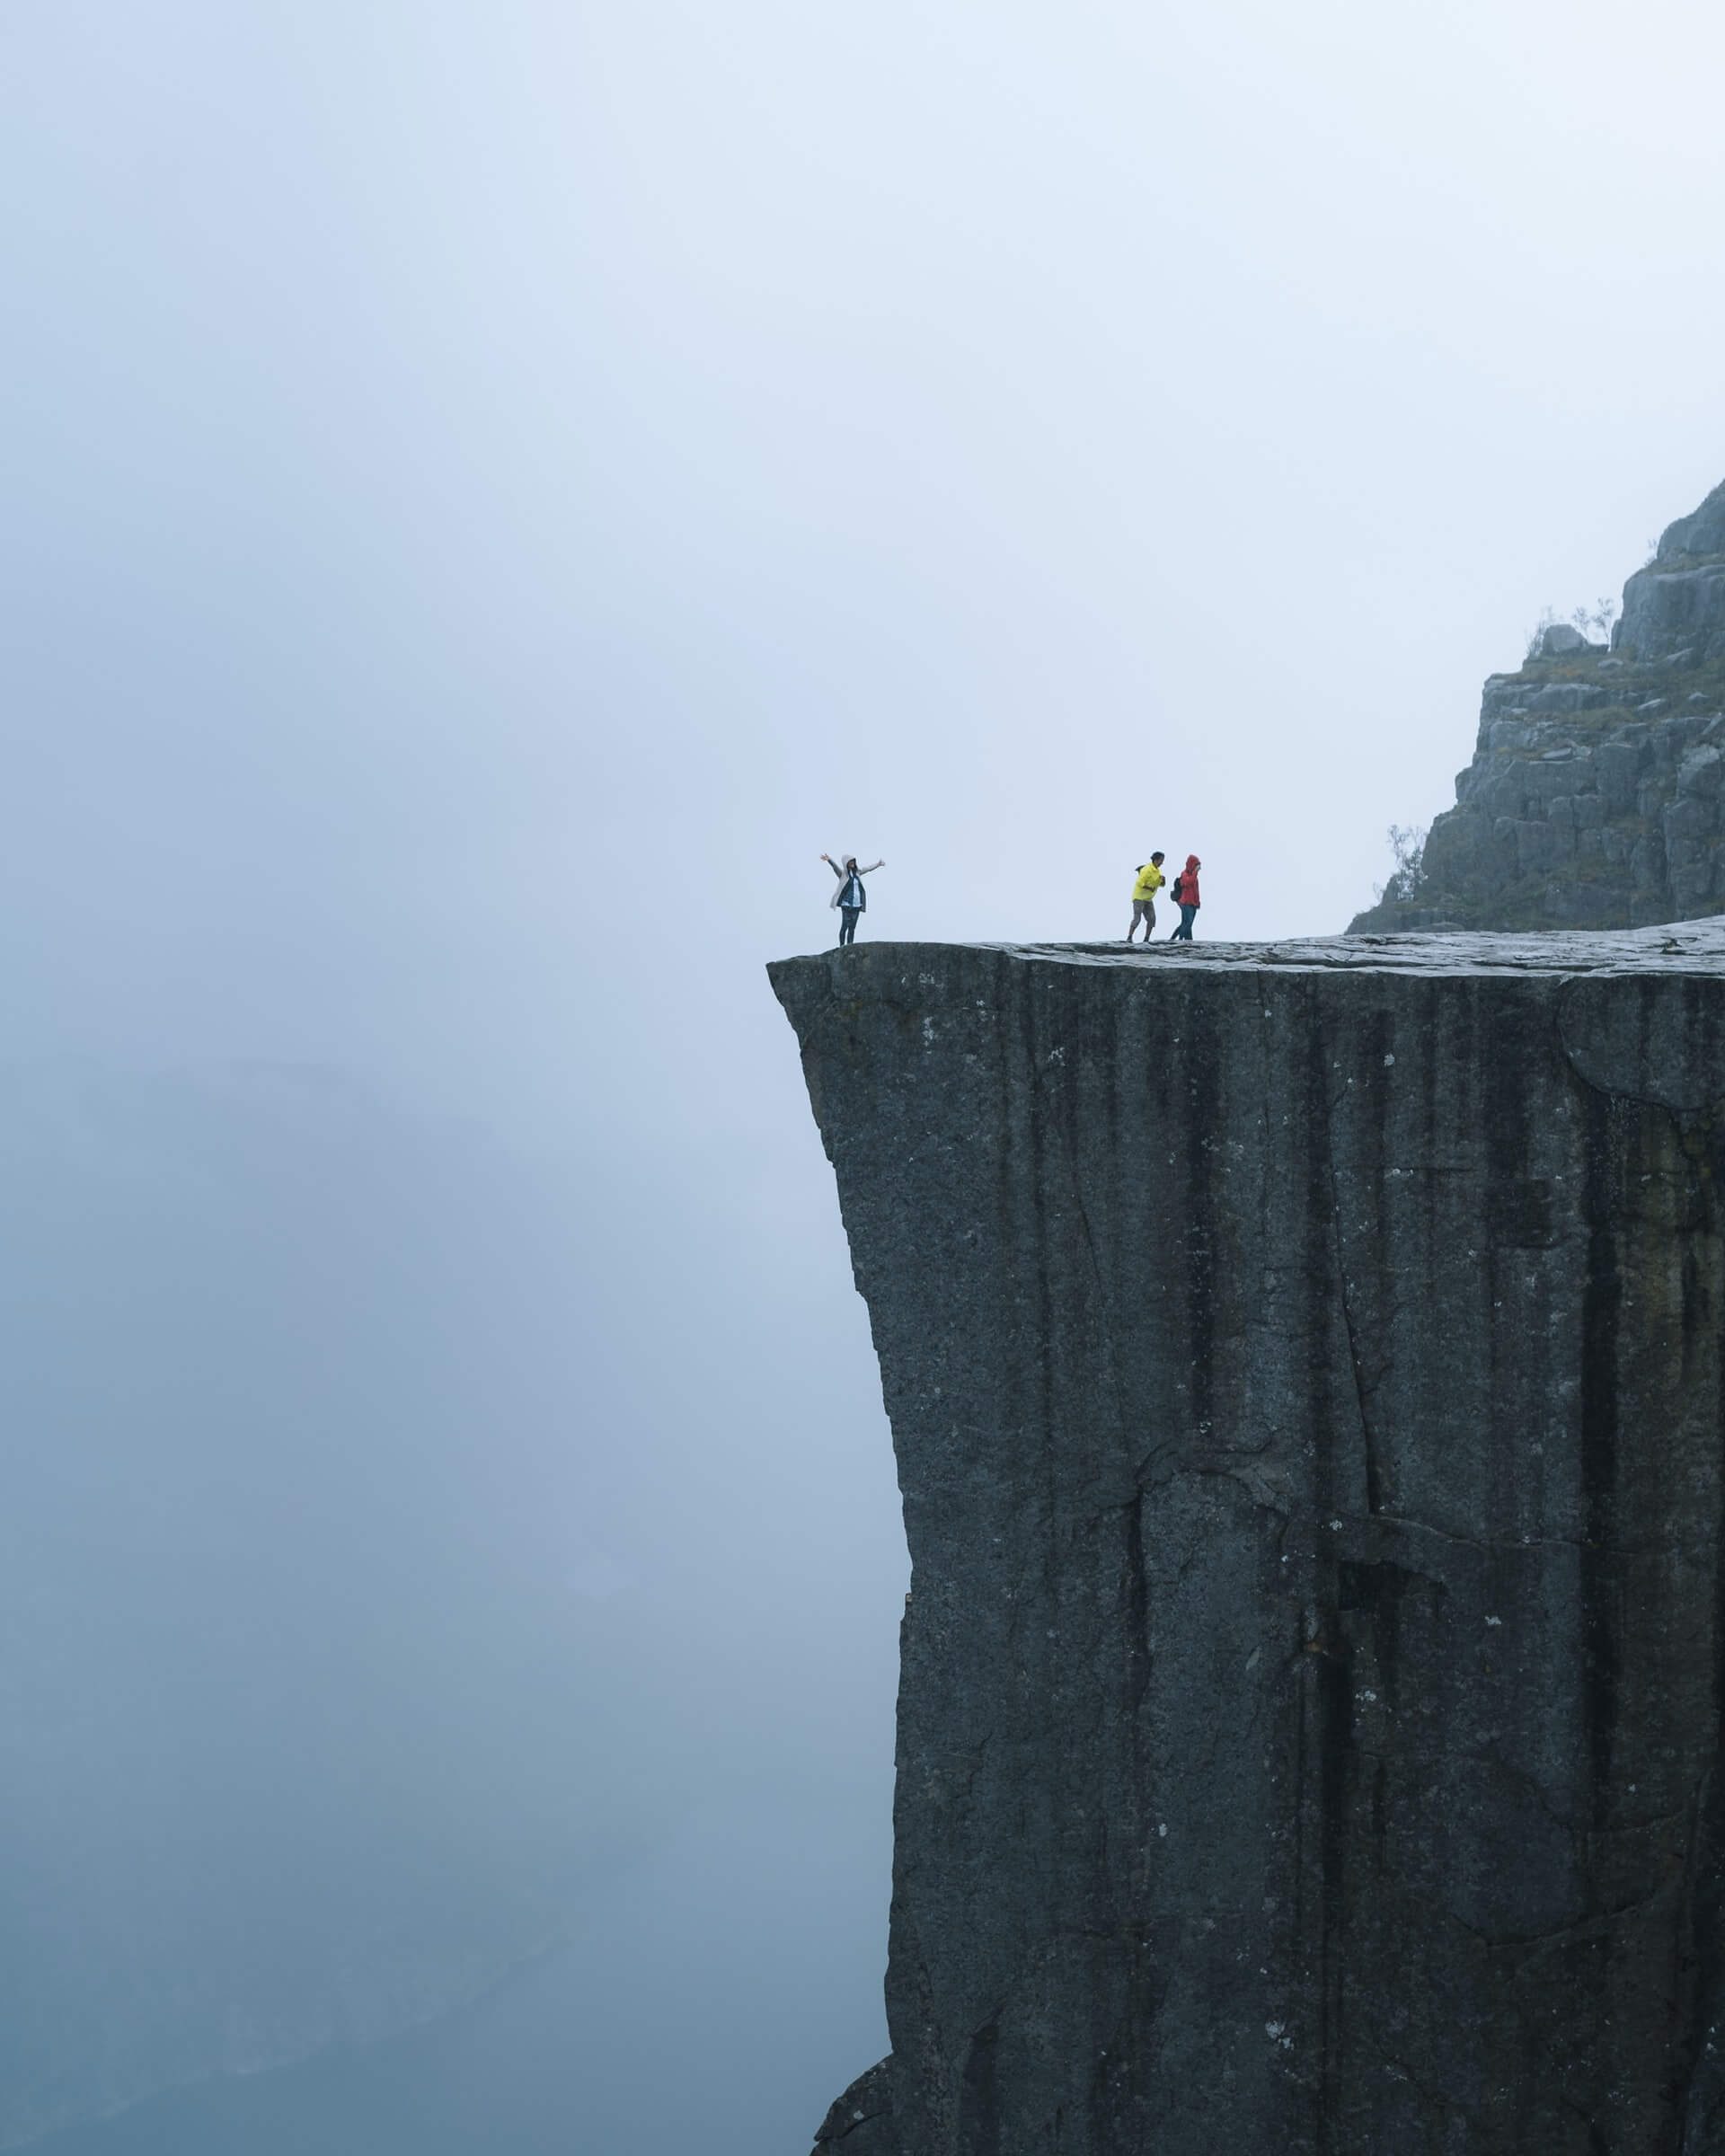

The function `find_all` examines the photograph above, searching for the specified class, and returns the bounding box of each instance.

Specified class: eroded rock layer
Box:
[774,927,1725,2156]
[1349,478,1725,933]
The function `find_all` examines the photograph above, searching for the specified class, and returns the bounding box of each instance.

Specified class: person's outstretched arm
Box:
[820,854,844,879]
[859,859,885,874]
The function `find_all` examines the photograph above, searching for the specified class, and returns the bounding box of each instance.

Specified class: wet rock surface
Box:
[1351,478,1725,934]
[773,927,1725,2155]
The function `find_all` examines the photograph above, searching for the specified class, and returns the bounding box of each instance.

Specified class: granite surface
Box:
[777,928,1725,2155]
[1349,477,1725,934]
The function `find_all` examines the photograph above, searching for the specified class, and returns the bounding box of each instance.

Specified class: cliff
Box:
[773,927,1725,2156]
[1349,478,1725,934]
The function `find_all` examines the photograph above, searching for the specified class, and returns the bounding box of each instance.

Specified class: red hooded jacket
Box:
[1173,855,1200,908]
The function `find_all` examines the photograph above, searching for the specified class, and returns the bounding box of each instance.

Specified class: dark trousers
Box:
[838,906,861,946]
[1171,905,1198,941]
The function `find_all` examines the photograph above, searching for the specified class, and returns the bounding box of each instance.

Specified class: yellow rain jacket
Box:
[1131,862,1165,902]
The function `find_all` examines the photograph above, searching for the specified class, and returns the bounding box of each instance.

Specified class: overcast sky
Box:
[3,2,1723,2149]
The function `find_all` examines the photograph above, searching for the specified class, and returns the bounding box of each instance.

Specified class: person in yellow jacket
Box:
[1127,853,1166,941]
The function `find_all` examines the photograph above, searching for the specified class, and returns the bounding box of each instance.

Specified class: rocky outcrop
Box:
[1349,478,1725,933]
[774,927,1725,2156]
[1625,481,1725,667]
[809,2058,896,2153]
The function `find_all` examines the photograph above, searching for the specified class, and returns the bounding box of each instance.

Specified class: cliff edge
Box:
[1349,478,1725,934]
[774,927,1725,2155]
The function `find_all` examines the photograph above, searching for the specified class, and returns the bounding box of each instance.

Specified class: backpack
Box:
[1171,873,1186,905]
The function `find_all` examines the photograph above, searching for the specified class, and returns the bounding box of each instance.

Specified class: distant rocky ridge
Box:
[1349,477,1725,933]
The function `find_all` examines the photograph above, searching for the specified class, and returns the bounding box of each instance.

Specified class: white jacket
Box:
[827,858,882,908]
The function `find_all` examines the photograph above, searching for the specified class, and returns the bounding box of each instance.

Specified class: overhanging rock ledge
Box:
[774,925,1725,2156]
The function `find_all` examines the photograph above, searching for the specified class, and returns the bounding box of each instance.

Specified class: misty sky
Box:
[3,2,1723,2151]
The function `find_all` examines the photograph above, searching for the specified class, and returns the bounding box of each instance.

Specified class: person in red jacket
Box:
[1168,855,1201,941]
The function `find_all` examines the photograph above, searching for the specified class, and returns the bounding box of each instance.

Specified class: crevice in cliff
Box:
[1123,1489,1151,1717]
[1033,999,1135,1464]
[1322,1098,1383,1518]
[1130,1458,1289,1521]
[1435,1884,1664,1959]
[1552,987,1725,2156]
[1315,1626,1355,2143]
[1358,2014,1484,2142]
[957,2014,1002,2156]
[1669,1433,1725,2150]
[1362,1508,1672,1560]
[1577,1074,1624,1833]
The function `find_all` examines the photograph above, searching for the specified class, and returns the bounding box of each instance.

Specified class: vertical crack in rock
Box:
[1123,1488,1150,1719]
[957,2015,1002,2156]
[772,931,1725,2156]
[1322,1079,1384,1520]
[1553,975,1725,2155]
[1578,1080,1623,1824]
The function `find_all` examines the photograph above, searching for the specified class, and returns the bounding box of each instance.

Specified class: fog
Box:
[2,1,1722,2149]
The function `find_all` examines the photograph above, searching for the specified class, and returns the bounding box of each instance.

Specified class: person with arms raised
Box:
[821,852,884,948]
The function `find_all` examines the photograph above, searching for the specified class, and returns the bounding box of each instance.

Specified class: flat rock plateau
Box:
[774,924,1725,2155]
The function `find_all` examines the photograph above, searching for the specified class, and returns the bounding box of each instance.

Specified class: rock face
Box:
[773,928,1725,2156]
[810,2058,898,2152]
[1349,478,1725,934]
